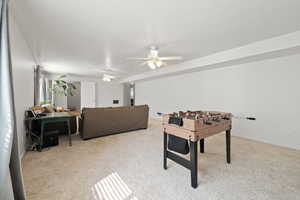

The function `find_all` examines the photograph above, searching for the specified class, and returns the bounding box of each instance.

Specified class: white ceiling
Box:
[12,0,300,78]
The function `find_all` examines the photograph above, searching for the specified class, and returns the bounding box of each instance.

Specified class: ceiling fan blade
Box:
[97,69,119,74]
[159,56,182,61]
[97,66,125,74]
[107,67,125,73]
[103,74,118,80]
[140,61,148,66]
[97,69,108,73]
[127,57,150,61]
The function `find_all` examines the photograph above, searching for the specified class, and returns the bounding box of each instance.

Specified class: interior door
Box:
[81,81,96,109]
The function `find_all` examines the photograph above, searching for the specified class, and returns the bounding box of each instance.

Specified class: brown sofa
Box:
[80,105,149,140]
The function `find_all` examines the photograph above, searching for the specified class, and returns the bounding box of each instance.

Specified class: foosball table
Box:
[162,110,232,188]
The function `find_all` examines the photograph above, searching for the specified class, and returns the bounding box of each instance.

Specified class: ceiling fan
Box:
[97,66,124,82]
[128,46,182,69]
[102,74,115,82]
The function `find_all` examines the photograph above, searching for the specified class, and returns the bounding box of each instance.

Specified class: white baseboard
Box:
[150,116,162,121]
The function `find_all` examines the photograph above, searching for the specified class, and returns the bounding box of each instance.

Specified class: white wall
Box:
[10,15,35,156]
[97,81,124,107]
[123,83,131,107]
[136,54,300,150]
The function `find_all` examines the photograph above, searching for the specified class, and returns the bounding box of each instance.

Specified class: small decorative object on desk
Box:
[56,106,64,112]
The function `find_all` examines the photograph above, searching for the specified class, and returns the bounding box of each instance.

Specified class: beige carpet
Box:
[22,119,300,200]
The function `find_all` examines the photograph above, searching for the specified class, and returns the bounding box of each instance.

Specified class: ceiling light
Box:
[156,60,163,67]
[102,76,111,82]
[102,74,114,82]
[147,61,156,69]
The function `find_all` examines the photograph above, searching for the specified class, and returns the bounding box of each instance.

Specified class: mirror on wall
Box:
[39,78,96,112]
[53,81,96,111]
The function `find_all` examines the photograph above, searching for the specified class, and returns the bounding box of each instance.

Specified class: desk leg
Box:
[163,132,167,170]
[67,119,72,146]
[190,141,198,188]
[200,139,204,153]
[39,121,45,152]
[226,129,231,164]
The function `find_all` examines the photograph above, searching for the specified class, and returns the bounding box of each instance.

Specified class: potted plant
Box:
[50,74,77,97]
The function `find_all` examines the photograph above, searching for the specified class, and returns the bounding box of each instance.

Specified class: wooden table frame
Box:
[40,117,72,151]
[28,112,78,151]
[163,129,231,188]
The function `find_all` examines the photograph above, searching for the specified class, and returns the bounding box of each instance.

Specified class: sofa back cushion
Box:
[80,105,149,139]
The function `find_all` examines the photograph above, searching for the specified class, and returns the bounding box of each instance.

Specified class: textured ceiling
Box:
[11,0,300,78]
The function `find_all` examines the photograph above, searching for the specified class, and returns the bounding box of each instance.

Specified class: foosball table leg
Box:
[200,139,204,153]
[163,131,168,170]
[190,141,198,188]
[226,129,231,164]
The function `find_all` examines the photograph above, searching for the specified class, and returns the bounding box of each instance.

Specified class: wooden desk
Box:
[68,111,81,135]
[28,112,78,151]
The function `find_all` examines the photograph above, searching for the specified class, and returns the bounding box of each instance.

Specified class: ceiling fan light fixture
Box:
[102,74,113,82]
[147,61,156,69]
[102,76,111,82]
[128,47,182,70]
[156,60,163,67]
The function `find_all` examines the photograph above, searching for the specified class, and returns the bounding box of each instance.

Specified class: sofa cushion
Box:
[80,105,149,139]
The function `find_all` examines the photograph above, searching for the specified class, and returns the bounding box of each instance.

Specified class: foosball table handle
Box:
[246,117,256,120]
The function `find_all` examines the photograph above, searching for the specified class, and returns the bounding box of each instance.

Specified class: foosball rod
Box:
[156,112,256,120]
[232,115,256,120]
